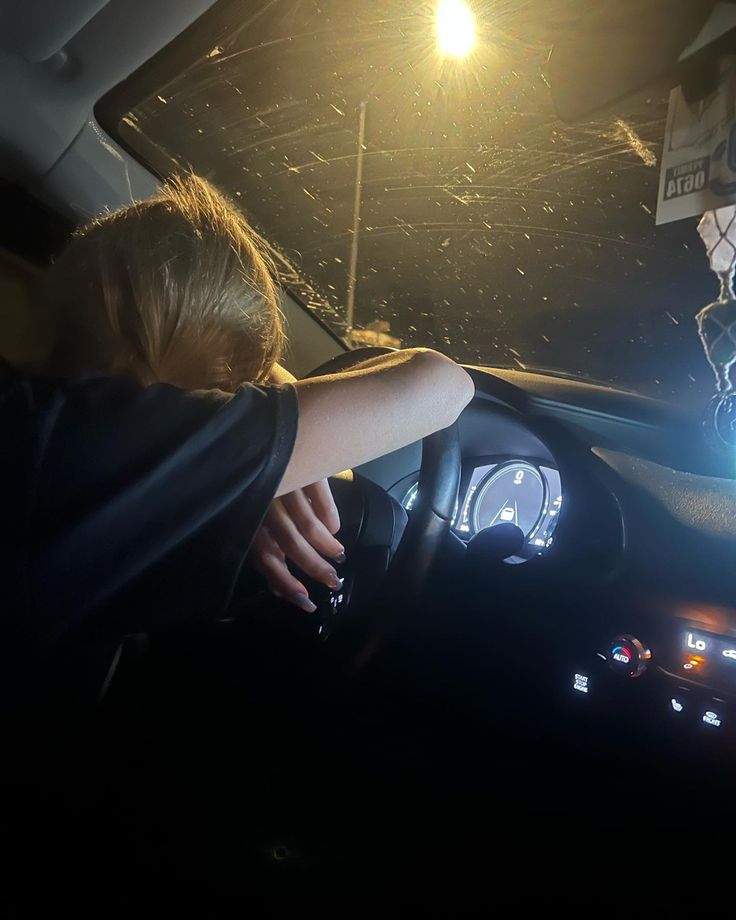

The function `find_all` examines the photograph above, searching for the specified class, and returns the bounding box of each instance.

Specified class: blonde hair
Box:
[40,174,285,390]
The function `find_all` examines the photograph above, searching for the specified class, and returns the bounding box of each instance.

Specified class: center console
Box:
[570,610,736,744]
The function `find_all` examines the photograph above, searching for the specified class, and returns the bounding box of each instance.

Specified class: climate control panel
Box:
[569,623,736,742]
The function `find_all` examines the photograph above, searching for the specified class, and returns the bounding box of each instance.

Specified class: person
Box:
[0,174,474,705]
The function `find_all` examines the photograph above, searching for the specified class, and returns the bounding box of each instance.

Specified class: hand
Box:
[250,479,344,612]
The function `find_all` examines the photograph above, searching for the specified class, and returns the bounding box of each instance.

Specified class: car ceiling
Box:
[0,0,217,214]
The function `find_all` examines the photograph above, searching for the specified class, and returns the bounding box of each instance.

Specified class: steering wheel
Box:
[304,347,461,638]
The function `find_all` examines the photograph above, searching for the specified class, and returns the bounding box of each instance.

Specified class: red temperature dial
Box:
[608,635,651,678]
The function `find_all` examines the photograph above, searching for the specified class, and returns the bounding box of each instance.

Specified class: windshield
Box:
[108,0,718,404]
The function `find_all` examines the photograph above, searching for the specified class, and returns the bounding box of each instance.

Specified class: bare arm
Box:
[267,362,298,386]
[276,348,474,497]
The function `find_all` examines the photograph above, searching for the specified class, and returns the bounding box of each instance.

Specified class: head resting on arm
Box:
[38,173,285,390]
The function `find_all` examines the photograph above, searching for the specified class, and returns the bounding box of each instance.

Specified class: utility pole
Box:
[345,99,367,343]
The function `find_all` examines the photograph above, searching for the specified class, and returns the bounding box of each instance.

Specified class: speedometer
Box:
[472,461,547,540]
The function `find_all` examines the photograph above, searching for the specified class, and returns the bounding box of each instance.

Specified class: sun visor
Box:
[546,0,720,122]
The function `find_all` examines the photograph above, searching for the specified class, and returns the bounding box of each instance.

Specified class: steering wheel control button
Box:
[607,635,651,678]
[329,587,345,612]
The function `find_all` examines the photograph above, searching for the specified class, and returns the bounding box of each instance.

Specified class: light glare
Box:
[436,0,476,58]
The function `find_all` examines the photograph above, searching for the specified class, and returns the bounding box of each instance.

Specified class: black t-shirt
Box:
[0,371,298,703]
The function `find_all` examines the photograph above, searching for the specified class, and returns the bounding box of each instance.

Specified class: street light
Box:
[436,0,476,59]
[345,4,476,345]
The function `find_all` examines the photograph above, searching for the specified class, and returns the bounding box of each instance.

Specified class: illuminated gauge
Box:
[472,461,547,541]
[536,470,562,551]
[401,481,459,524]
[401,482,420,512]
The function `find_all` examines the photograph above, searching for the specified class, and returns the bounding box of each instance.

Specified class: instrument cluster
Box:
[401,458,562,559]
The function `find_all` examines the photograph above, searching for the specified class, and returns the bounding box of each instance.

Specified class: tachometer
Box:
[472,461,547,540]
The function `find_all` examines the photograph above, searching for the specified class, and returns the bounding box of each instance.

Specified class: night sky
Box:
[119,0,722,406]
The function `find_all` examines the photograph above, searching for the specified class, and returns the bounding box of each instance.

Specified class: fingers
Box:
[250,480,345,613]
[265,500,343,590]
[250,527,316,613]
[303,479,341,536]
[280,487,344,561]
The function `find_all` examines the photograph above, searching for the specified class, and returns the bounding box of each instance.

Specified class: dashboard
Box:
[353,364,736,763]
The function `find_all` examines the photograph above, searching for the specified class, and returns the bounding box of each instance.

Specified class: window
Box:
[100,0,717,403]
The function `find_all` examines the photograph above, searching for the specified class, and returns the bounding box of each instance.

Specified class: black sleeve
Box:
[28,377,298,643]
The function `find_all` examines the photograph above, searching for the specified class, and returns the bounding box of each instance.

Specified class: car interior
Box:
[3,0,736,913]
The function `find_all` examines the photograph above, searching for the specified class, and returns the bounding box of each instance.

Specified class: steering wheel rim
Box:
[306,346,461,614]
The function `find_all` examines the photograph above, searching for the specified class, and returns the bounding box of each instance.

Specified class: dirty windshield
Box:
[112,0,718,404]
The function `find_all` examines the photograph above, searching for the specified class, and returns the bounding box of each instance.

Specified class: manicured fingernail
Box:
[292,593,317,613]
[327,575,344,591]
[334,552,347,564]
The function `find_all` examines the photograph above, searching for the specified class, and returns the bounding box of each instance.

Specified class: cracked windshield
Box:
[115,0,717,404]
